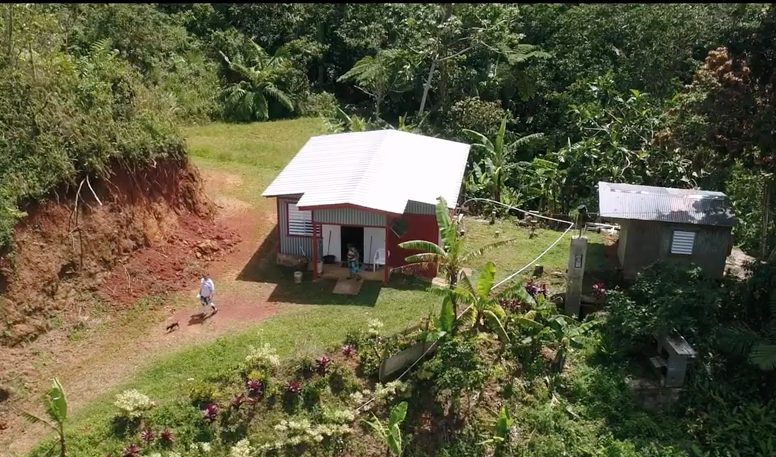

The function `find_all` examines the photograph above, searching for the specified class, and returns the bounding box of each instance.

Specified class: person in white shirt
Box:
[198,273,217,314]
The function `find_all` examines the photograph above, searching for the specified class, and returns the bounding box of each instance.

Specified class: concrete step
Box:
[649,355,667,369]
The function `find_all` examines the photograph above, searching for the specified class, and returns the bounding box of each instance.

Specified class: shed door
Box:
[322,225,341,262]
[364,227,386,265]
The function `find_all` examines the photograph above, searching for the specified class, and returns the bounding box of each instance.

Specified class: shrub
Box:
[605,263,723,351]
[201,403,219,423]
[315,355,332,376]
[302,379,327,410]
[243,343,281,374]
[114,389,156,419]
[296,357,317,378]
[445,96,508,140]
[187,380,219,407]
[298,91,338,118]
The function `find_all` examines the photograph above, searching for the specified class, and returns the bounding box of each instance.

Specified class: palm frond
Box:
[399,240,445,257]
[264,84,295,111]
[462,238,520,262]
[483,309,510,343]
[462,129,495,152]
[477,262,497,298]
[512,133,545,149]
[435,197,452,234]
[750,344,776,371]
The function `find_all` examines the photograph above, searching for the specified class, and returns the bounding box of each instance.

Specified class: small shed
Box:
[598,181,736,280]
[262,130,471,282]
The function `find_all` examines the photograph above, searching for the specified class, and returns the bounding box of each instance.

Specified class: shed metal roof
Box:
[598,181,735,227]
[262,130,471,214]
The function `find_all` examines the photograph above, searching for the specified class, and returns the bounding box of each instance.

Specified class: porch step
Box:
[649,356,667,370]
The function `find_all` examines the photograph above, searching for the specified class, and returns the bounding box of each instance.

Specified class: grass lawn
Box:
[34,118,614,456]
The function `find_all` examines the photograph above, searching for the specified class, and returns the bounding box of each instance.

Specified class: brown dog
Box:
[165,321,180,333]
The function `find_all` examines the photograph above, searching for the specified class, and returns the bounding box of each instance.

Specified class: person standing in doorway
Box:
[199,273,217,314]
[346,244,361,280]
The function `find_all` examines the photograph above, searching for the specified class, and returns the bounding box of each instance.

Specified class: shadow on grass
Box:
[236,225,428,307]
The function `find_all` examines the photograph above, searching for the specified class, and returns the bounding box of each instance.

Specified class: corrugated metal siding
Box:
[405,200,436,215]
[278,197,313,257]
[313,208,386,226]
[598,181,735,227]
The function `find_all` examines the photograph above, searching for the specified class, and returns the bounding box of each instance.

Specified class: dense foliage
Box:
[2,3,775,255]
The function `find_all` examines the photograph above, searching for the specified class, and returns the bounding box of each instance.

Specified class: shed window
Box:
[287,203,316,236]
[670,230,695,255]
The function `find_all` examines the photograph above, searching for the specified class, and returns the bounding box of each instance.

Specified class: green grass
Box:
[464,218,608,290]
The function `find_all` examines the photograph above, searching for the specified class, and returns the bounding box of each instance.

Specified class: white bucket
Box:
[317,261,323,274]
[293,271,303,284]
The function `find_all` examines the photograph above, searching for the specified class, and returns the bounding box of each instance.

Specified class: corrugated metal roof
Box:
[262,130,470,214]
[598,181,735,227]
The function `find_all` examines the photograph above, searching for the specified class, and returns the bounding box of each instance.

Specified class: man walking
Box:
[199,273,217,314]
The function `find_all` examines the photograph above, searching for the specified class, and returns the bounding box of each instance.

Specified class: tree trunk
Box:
[6,5,13,66]
[761,177,773,260]
[59,425,66,457]
[417,56,438,118]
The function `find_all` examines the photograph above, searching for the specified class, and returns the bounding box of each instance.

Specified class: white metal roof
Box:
[262,130,471,214]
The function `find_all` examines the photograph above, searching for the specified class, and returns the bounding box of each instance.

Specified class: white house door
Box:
[363,227,385,266]
[322,225,341,262]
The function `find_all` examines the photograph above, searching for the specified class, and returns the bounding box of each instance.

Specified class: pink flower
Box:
[341,344,356,358]
[592,282,607,299]
[246,379,263,397]
[286,380,302,395]
[315,355,331,376]
[122,444,140,457]
[201,403,219,423]
[139,427,154,445]
[159,428,174,444]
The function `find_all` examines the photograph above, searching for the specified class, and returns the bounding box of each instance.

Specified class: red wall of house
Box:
[387,214,439,278]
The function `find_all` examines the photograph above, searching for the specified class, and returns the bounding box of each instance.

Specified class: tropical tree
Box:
[364,401,408,457]
[337,48,418,119]
[463,117,544,203]
[325,106,369,133]
[20,378,68,457]
[219,39,303,121]
[398,197,515,315]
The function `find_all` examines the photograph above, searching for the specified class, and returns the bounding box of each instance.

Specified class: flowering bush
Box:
[367,318,385,337]
[201,403,219,423]
[140,427,154,445]
[243,343,280,373]
[231,394,245,410]
[122,444,141,457]
[159,428,174,445]
[265,418,353,451]
[592,281,607,299]
[246,379,264,397]
[341,344,356,358]
[499,298,527,313]
[286,380,302,395]
[525,280,548,298]
[230,439,253,457]
[114,390,155,419]
[374,380,409,406]
[315,355,332,375]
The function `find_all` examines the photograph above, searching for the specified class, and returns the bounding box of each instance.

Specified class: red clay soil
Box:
[0,159,240,346]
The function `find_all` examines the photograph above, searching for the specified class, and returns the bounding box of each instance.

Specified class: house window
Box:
[287,203,316,236]
[670,230,696,255]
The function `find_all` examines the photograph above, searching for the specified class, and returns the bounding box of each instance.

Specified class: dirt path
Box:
[0,168,289,456]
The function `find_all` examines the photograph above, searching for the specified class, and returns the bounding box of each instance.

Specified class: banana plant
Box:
[463,117,544,204]
[399,197,517,315]
[364,401,408,456]
[454,262,511,342]
[20,378,68,457]
[479,405,514,456]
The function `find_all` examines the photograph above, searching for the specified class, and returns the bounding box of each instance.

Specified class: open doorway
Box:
[340,226,364,266]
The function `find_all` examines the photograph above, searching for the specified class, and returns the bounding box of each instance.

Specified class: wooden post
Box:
[312,222,319,281]
[384,223,390,284]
